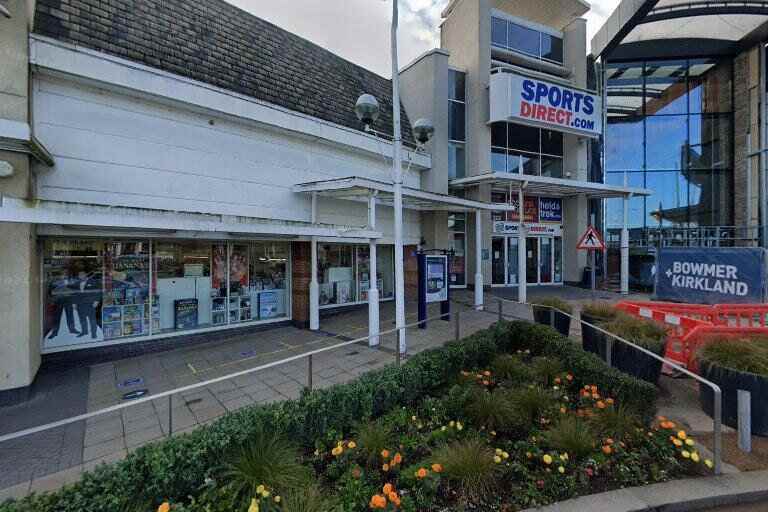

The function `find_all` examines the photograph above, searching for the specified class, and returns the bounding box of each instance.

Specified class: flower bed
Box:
[0,322,707,512]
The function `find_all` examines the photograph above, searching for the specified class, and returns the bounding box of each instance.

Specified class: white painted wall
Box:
[31,73,422,241]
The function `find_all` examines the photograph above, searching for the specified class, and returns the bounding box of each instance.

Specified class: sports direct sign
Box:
[655,248,767,304]
[490,72,602,138]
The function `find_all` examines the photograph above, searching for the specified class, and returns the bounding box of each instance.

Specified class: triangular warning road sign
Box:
[576,226,605,250]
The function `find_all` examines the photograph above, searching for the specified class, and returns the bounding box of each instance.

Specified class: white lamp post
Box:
[354,1,433,356]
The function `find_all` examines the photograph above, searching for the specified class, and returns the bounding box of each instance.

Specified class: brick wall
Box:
[291,241,311,328]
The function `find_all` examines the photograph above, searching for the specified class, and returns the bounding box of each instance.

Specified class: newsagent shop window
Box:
[43,239,290,351]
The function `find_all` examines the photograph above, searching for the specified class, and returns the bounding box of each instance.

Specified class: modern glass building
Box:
[593,0,768,287]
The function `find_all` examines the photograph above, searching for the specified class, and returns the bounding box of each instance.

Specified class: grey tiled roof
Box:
[34,0,415,145]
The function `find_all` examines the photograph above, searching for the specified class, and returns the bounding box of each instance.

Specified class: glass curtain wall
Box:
[604,58,733,236]
[43,239,290,350]
[491,15,563,65]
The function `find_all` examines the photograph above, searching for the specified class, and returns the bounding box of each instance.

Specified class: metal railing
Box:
[489,296,724,475]
[0,308,479,446]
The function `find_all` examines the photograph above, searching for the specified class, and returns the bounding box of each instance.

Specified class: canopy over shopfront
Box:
[450,171,651,300]
[294,176,510,344]
[592,0,768,60]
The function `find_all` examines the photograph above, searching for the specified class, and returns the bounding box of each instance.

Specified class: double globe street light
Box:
[354,13,434,355]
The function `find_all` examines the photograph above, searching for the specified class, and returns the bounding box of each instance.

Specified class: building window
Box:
[490,122,563,177]
[449,69,466,180]
[604,58,734,234]
[43,238,290,350]
[448,213,466,286]
[491,15,564,65]
[318,244,395,307]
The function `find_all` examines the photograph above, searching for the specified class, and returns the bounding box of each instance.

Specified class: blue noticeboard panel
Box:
[655,248,767,304]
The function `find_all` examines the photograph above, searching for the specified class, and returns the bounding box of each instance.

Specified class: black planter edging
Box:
[611,339,667,385]
[699,361,768,436]
[533,306,572,337]
[581,313,608,360]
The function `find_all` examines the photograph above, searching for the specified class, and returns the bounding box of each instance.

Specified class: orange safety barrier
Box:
[615,301,768,371]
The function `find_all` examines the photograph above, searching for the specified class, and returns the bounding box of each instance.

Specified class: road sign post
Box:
[577,225,606,292]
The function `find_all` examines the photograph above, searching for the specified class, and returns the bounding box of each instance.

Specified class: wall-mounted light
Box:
[0,160,14,177]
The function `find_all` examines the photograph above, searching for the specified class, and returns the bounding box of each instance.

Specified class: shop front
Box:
[490,192,563,286]
[317,243,395,308]
[41,238,291,352]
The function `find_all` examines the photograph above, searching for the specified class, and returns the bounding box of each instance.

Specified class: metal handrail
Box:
[491,296,723,475]
[0,309,467,445]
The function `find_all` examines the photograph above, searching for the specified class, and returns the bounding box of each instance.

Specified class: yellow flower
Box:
[494,455,502,464]
[502,451,509,459]
[348,441,356,449]
[332,446,343,456]
[456,422,464,431]
[274,496,281,503]
[560,453,569,462]
[677,430,687,440]
[261,490,270,499]
[382,463,390,472]
[441,426,447,431]
[157,503,171,512]
[672,438,683,447]
[704,459,714,469]
[685,439,694,447]
[691,452,700,463]
[412,415,417,421]
[256,485,265,494]
[248,499,260,512]
[491,431,497,436]
[558,466,565,474]
[449,421,455,427]
[495,448,503,456]
[543,454,553,465]
[681,450,691,459]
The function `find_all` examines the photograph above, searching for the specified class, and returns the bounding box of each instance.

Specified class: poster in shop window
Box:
[211,244,227,291]
[507,196,538,223]
[229,245,249,292]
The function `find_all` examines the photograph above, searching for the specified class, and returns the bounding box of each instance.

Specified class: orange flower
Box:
[596,401,606,409]
[566,373,573,381]
[605,438,614,445]
[392,453,403,465]
[388,491,399,503]
[602,445,612,455]
[383,483,393,495]
[431,463,443,473]
[369,494,387,509]
[554,377,562,384]
[158,503,171,512]
[381,449,390,459]
[483,370,491,377]
[416,467,428,479]
[590,385,598,392]
[592,393,600,400]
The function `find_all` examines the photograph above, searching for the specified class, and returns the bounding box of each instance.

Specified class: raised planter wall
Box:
[699,361,768,436]
[533,306,572,337]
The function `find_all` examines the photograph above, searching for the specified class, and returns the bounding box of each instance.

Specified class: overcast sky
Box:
[227,0,620,77]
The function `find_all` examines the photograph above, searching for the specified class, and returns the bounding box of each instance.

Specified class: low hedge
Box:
[1,321,657,512]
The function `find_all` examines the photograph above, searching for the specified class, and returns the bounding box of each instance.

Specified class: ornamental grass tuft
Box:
[581,302,619,321]
[542,415,596,460]
[698,337,768,376]
[601,313,667,352]
[464,389,518,432]
[432,438,500,501]
[530,357,564,387]
[491,354,532,383]
[532,297,573,314]
[354,421,393,467]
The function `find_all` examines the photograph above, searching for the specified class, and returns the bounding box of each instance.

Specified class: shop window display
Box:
[318,244,395,307]
[102,241,151,340]
[248,242,289,321]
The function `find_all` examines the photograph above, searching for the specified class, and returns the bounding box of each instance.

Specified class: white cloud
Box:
[226,0,621,77]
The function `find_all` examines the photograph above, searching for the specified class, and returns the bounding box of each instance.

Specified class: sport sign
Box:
[490,72,602,138]
[576,226,605,250]
[655,248,767,304]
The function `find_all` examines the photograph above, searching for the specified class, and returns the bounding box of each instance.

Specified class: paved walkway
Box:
[0,290,499,500]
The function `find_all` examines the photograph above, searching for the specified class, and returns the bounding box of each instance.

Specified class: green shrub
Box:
[433,438,499,500]
[532,297,573,314]
[543,416,595,460]
[581,302,619,321]
[494,321,658,421]
[601,313,667,352]
[590,404,641,441]
[354,421,392,467]
[698,337,768,376]
[464,389,517,432]
[508,386,553,427]
[221,429,311,508]
[530,357,564,387]
[491,354,531,383]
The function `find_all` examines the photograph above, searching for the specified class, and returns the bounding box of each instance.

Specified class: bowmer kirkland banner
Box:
[489,71,602,138]
[655,248,767,304]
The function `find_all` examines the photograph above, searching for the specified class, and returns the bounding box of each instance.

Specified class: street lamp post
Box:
[355,1,433,357]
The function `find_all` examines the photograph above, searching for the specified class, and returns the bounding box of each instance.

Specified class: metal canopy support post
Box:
[309,192,320,330]
[760,43,768,248]
[368,193,380,346]
[621,191,630,296]
[518,184,527,303]
[474,209,484,309]
[391,0,406,355]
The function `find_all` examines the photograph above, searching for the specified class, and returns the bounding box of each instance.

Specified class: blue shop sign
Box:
[539,198,562,223]
[655,248,767,304]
